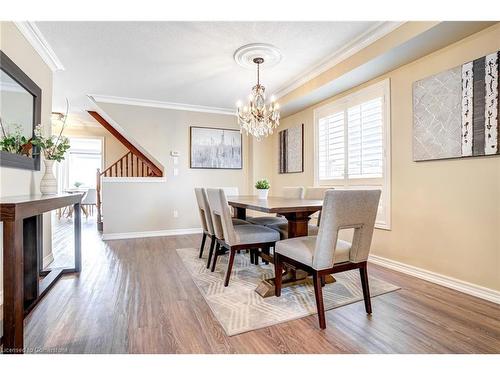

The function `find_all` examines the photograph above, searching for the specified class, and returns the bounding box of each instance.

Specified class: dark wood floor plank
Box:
[12,216,500,354]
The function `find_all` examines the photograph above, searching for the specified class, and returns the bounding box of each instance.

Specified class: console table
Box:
[1,194,83,354]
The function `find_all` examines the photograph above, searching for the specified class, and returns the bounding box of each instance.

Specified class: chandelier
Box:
[237,57,280,139]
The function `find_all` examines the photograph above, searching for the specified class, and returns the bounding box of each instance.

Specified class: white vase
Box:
[40,159,58,195]
[257,189,269,200]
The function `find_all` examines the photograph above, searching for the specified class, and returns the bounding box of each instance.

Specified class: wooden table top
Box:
[227,195,323,214]
[0,193,84,221]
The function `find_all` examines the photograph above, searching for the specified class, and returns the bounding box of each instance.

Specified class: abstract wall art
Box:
[413,50,499,161]
[278,123,304,173]
[190,126,242,169]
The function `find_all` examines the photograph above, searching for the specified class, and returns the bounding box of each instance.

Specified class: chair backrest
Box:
[313,189,381,269]
[82,188,97,204]
[304,187,333,226]
[282,186,304,199]
[207,188,237,245]
[219,187,239,196]
[194,188,214,235]
[304,187,331,200]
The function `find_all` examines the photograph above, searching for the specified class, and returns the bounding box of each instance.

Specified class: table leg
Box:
[235,207,246,220]
[74,202,82,272]
[283,211,312,237]
[2,220,24,353]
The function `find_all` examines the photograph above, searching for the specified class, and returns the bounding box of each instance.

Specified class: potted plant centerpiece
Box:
[255,178,270,200]
[31,102,71,195]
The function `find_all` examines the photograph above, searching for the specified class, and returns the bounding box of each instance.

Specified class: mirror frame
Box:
[0,50,42,171]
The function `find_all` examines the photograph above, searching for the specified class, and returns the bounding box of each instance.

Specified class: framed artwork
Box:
[190,126,242,169]
[279,123,304,173]
[413,50,499,161]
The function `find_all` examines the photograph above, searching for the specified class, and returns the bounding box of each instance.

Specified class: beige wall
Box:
[254,23,500,292]
[99,103,250,234]
[0,22,54,321]
[53,124,128,169]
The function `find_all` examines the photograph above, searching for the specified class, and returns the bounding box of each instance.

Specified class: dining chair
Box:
[246,186,305,226]
[274,189,381,329]
[207,188,280,287]
[194,188,248,269]
[267,187,333,239]
[82,188,97,218]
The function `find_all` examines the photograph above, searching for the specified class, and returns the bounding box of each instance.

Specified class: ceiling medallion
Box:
[233,43,282,69]
[236,47,281,140]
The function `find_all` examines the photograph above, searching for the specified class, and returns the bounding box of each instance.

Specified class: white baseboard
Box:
[369,254,500,305]
[102,227,202,240]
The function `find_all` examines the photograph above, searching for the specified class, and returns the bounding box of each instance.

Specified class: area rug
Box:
[176,247,399,336]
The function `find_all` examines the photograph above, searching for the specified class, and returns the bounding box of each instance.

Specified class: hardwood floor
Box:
[18,218,500,353]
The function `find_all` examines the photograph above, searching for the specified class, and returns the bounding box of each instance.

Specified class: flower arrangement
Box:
[255,178,270,190]
[31,99,71,162]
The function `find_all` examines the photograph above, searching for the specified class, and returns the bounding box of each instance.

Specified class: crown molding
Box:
[88,94,236,116]
[274,21,405,99]
[14,21,65,72]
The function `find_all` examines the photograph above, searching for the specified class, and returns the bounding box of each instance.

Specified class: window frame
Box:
[313,79,391,230]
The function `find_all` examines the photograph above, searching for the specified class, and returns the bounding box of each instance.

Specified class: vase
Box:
[257,189,269,200]
[40,159,58,195]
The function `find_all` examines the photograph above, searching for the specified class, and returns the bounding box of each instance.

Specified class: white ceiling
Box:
[34,21,387,120]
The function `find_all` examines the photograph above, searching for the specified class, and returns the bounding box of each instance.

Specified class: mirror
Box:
[0,68,35,139]
[0,50,41,171]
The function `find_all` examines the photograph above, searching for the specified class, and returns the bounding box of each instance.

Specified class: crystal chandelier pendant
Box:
[236,57,280,140]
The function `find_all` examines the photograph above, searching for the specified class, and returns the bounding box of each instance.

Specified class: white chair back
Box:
[219,187,239,196]
[282,186,304,199]
[304,187,331,200]
[313,190,380,269]
[82,188,97,205]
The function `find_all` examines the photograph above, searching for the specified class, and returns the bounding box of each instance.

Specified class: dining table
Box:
[227,195,335,297]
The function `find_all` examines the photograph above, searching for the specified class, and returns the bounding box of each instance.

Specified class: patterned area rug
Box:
[176,247,399,336]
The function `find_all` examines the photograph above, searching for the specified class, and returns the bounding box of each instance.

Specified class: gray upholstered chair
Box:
[194,188,247,269]
[207,188,280,287]
[268,187,332,239]
[246,186,305,226]
[274,189,381,329]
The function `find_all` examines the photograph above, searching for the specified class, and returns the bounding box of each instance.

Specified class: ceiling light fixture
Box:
[236,57,280,140]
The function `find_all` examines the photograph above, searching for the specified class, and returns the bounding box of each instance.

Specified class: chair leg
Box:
[206,236,216,269]
[312,271,326,329]
[263,246,270,265]
[211,243,221,272]
[198,232,207,258]
[274,253,283,297]
[320,275,326,287]
[224,249,236,287]
[359,264,372,314]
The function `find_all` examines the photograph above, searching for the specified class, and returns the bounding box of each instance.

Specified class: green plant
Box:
[0,119,33,156]
[31,99,71,162]
[255,178,270,190]
[74,181,83,188]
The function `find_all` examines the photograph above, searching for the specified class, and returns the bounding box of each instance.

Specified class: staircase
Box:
[88,110,163,231]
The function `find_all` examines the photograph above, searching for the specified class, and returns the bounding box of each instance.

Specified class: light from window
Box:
[318,97,383,181]
[67,138,102,188]
[314,79,391,230]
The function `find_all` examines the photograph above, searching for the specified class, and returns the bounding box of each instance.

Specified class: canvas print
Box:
[413,50,499,161]
[279,123,304,173]
[190,126,242,169]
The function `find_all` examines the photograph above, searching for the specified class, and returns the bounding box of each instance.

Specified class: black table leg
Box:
[74,202,82,272]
